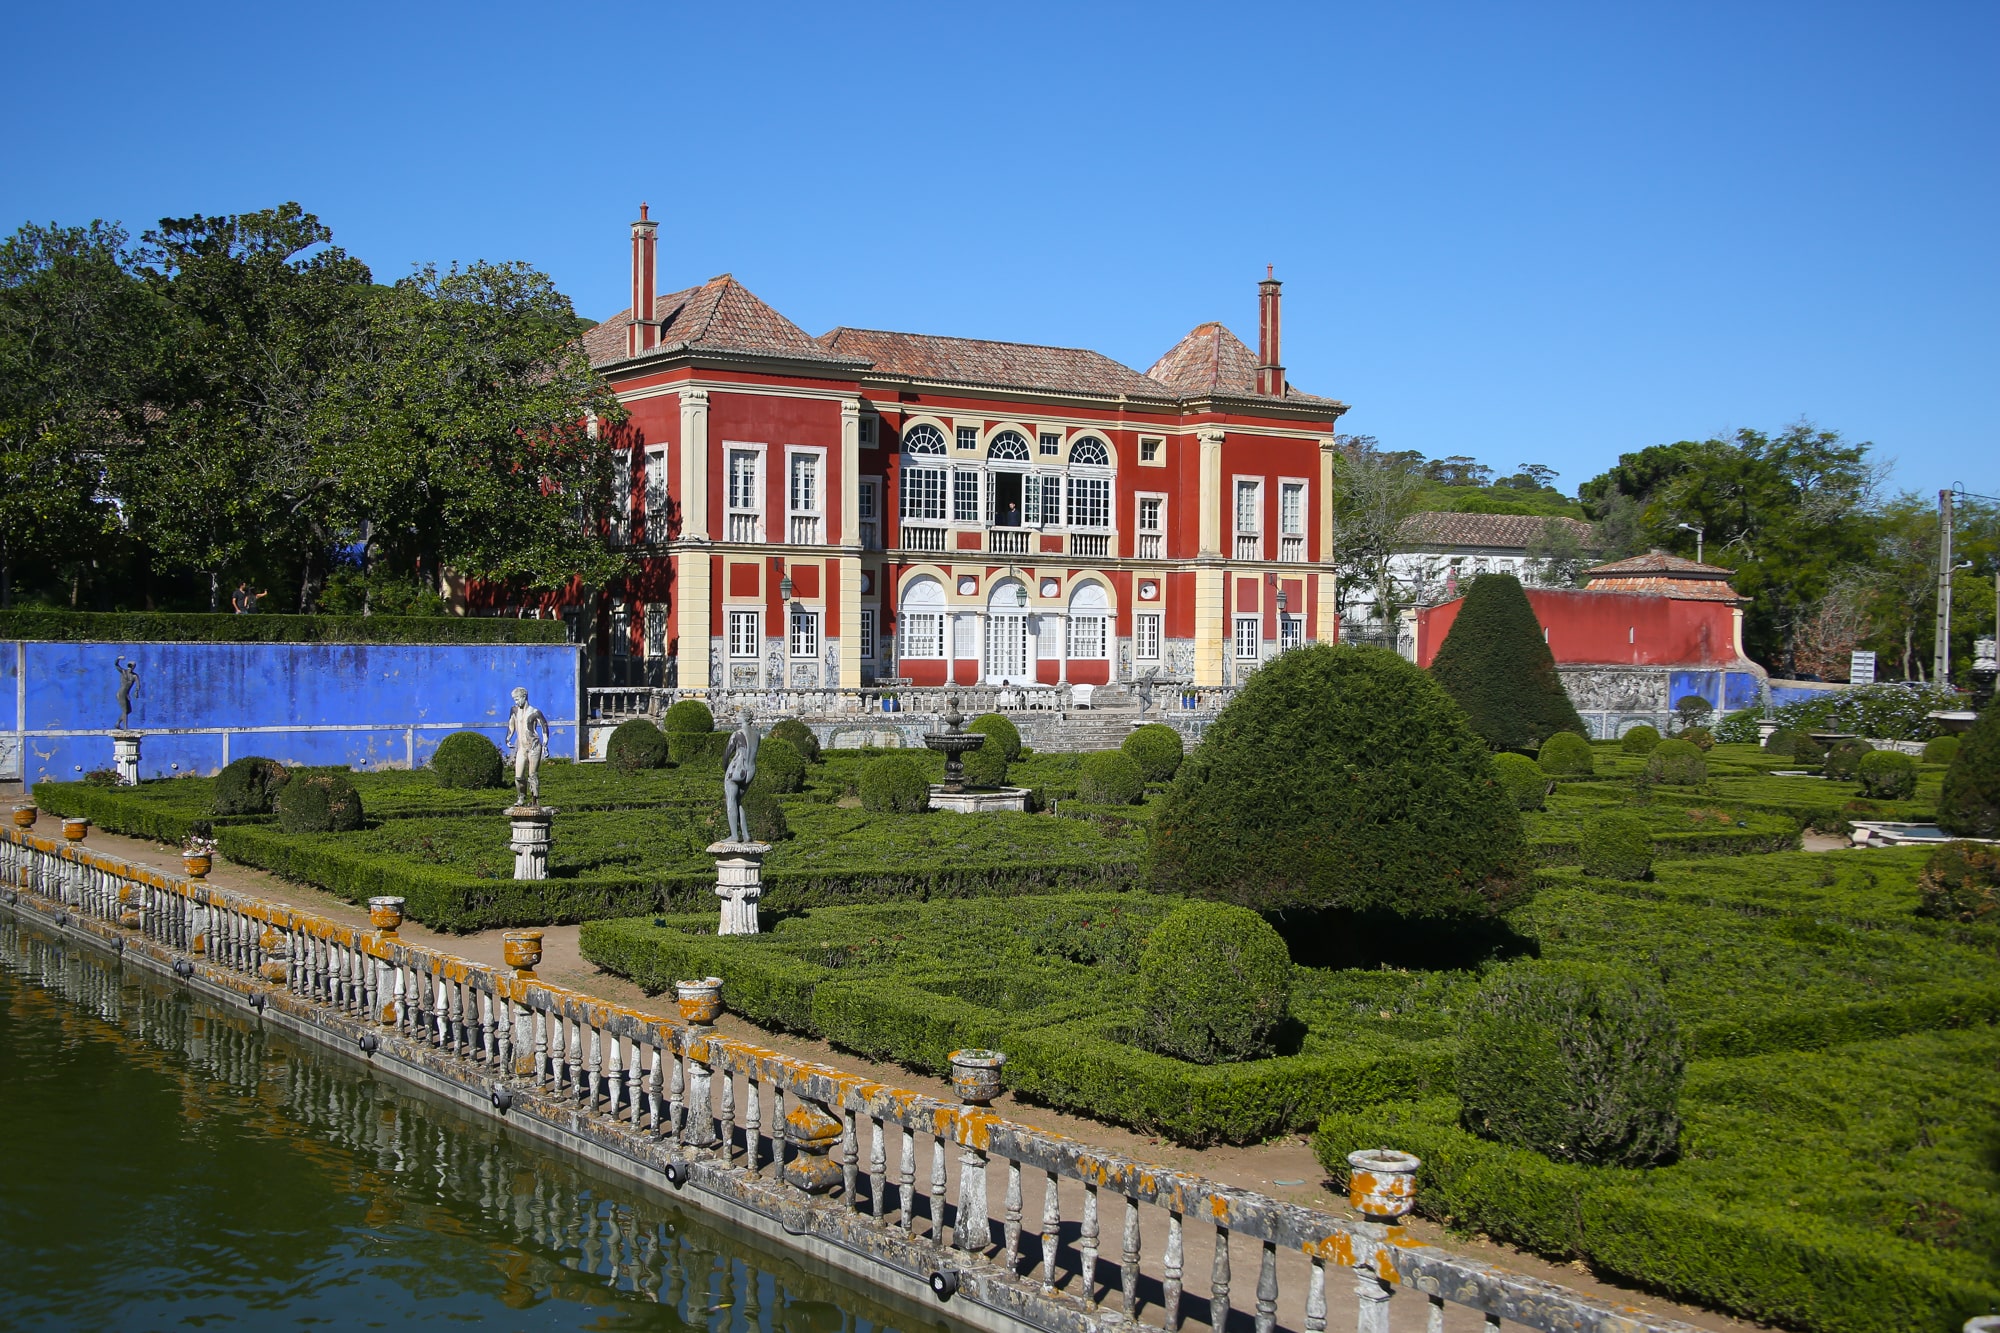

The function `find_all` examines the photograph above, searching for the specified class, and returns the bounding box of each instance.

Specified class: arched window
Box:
[899,576,947,658]
[903,424,947,455]
[1067,582,1110,659]
[988,430,1031,462]
[1069,436,1110,466]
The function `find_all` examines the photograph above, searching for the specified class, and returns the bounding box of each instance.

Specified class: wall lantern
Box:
[779,575,795,603]
[1005,567,1028,607]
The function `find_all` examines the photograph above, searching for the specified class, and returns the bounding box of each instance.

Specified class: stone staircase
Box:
[1014,711,1150,753]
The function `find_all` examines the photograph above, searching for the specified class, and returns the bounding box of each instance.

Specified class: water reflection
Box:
[0,919,951,1333]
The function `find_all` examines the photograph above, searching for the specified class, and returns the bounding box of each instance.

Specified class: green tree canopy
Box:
[1429,572,1587,751]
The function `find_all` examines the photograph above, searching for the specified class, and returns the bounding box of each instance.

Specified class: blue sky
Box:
[5,1,1995,499]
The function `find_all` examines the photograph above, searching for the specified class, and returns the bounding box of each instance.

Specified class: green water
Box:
[0,918,951,1333]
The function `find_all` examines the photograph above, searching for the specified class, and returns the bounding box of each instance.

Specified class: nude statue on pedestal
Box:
[721,709,761,844]
[506,687,549,807]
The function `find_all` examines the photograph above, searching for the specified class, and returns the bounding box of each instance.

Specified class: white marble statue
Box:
[721,708,761,844]
[505,687,549,807]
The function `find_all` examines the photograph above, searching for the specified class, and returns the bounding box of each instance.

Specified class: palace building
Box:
[525,206,1349,693]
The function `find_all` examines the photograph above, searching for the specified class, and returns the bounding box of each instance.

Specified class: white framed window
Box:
[859,608,877,659]
[1067,476,1112,529]
[1034,471,1062,525]
[788,449,823,544]
[1070,436,1110,466]
[953,468,983,523]
[789,608,819,659]
[728,610,760,658]
[1136,611,1161,660]
[1280,614,1304,651]
[902,612,944,658]
[1067,614,1107,659]
[956,425,980,451]
[1136,493,1166,560]
[857,415,876,447]
[989,431,1031,462]
[903,423,947,455]
[1279,479,1306,563]
[858,478,880,550]
[900,466,947,522]
[643,447,669,542]
[953,614,977,658]
[726,447,763,543]
[1234,478,1262,560]
[1038,432,1061,457]
[1138,435,1164,465]
[1234,615,1262,659]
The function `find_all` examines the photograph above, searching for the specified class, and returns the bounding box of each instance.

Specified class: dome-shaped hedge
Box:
[662,700,715,734]
[431,731,504,788]
[1492,752,1550,811]
[1763,727,1801,756]
[1581,812,1653,880]
[1122,723,1185,783]
[605,719,669,773]
[750,736,807,794]
[1823,737,1874,781]
[1642,738,1707,785]
[1138,902,1292,1064]
[767,718,821,765]
[1855,750,1918,800]
[860,754,931,813]
[1078,751,1145,805]
[1428,573,1587,751]
[1537,731,1594,776]
[1922,735,1960,766]
[966,713,1021,763]
[275,771,364,834]
[959,733,1011,788]
[1939,703,2000,838]
[213,756,290,815]
[1150,644,1529,919]
[1619,724,1661,755]
[1456,960,1683,1167]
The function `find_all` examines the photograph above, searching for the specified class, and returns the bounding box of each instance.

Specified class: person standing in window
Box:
[1002,501,1020,527]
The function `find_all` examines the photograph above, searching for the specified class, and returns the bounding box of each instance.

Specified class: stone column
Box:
[1193,566,1225,686]
[110,732,142,786]
[1197,429,1224,556]
[838,556,864,689]
[679,388,710,540]
[508,807,553,880]
[708,839,771,935]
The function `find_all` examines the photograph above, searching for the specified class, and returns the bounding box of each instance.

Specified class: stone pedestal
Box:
[508,807,554,880]
[707,840,772,935]
[928,785,1031,813]
[111,732,141,786]
[781,1096,845,1192]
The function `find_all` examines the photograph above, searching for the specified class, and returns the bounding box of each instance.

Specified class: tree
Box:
[1328,435,1424,623]
[0,222,156,606]
[1525,518,1588,588]
[1429,572,1587,750]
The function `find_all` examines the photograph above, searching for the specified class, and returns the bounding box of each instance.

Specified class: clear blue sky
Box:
[6,1,1995,500]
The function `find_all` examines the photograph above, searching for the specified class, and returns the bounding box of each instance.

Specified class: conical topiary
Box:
[1938,702,2000,838]
[1428,573,1587,752]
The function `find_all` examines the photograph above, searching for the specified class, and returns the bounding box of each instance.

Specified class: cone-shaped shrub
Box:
[1428,573,1586,752]
[605,719,669,773]
[1619,724,1661,755]
[1150,644,1529,919]
[213,756,290,815]
[1122,723,1185,782]
[1939,703,2000,837]
[1537,731,1594,776]
[1456,960,1683,1167]
[767,718,820,764]
[1139,902,1292,1064]
[430,731,504,788]
[966,713,1021,762]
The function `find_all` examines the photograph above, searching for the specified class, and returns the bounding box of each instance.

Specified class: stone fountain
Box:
[922,694,1030,813]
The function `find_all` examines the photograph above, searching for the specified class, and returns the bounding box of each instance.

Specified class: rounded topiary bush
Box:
[1823,737,1874,781]
[1428,573,1587,751]
[1678,725,1715,752]
[1150,644,1529,919]
[1492,752,1551,811]
[429,731,504,788]
[966,713,1022,763]
[1642,738,1707,785]
[212,756,290,815]
[275,771,364,834]
[767,718,821,765]
[1580,812,1653,880]
[860,754,931,813]
[1537,731,1594,776]
[1122,723,1185,783]
[605,719,670,773]
[741,789,790,842]
[1138,902,1292,1064]
[959,733,1011,788]
[1793,733,1827,767]
[1456,959,1684,1167]
[1764,727,1801,756]
[662,699,715,735]
[1923,735,1961,766]
[1916,840,2000,924]
[1078,750,1145,805]
[750,735,807,795]
[1619,724,1661,755]
[1855,749,1919,800]
[1939,703,2000,838]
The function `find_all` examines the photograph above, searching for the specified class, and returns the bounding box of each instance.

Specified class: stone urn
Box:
[182,853,212,881]
[61,816,90,844]
[11,803,36,830]
[675,977,724,1025]
[1346,1148,1421,1222]
[949,1048,1007,1105]
[503,929,544,976]
[368,896,406,934]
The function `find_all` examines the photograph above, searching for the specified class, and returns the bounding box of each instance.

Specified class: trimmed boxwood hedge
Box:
[1855,750,1918,800]
[214,756,290,814]
[749,736,807,794]
[1492,752,1551,810]
[1643,738,1708,785]
[0,609,568,643]
[1121,723,1185,782]
[1428,572,1587,751]
[1537,731,1594,776]
[274,771,364,833]
[766,718,821,765]
[1077,751,1144,805]
[1940,702,2000,838]
[1620,724,1662,755]
[662,699,715,734]
[1138,902,1292,1063]
[966,713,1022,762]
[1580,812,1654,880]
[430,732,504,788]
[605,719,670,772]
[860,754,931,813]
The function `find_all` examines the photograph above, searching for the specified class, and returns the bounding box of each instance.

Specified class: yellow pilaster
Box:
[1317,437,1339,643]
[1194,566,1225,686]
[839,557,863,689]
[679,388,710,539]
[677,552,712,690]
[1197,429,1224,556]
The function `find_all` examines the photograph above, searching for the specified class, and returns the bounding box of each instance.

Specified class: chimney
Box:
[627,202,659,358]
[1255,266,1285,396]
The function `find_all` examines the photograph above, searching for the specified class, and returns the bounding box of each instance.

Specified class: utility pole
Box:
[1933,488,1955,684]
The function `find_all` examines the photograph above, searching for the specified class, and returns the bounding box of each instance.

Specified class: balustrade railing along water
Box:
[0,824,1703,1333]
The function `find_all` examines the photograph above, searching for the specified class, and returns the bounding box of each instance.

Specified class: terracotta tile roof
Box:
[583,275,856,368]
[1582,548,1735,578]
[1582,549,1744,602]
[815,327,1170,399]
[1144,322,1343,406]
[1398,511,1601,551]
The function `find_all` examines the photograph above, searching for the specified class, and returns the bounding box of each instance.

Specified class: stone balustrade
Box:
[0,824,1704,1333]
